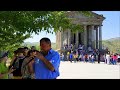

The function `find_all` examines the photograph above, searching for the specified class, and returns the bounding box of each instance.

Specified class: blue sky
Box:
[24,11,120,43]
[93,11,120,40]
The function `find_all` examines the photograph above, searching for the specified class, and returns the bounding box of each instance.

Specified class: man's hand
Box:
[35,52,45,60]
[35,51,55,71]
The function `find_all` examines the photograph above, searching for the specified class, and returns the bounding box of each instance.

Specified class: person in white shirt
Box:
[117,54,120,63]
[106,53,110,65]
[91,55,95,63]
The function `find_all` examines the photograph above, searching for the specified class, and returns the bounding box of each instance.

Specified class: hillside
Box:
[102,37,120,53]
[23,37,120,54]
[22,42,56,50]
[107,37,120,41]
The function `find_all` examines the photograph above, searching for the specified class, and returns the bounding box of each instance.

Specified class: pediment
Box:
[66,11,105,21]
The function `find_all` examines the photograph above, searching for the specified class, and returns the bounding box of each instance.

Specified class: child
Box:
[69,52,73,63]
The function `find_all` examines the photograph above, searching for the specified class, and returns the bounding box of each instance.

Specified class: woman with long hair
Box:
[21,50,36,79]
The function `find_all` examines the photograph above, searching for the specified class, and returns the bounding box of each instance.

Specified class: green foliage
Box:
[78,11,93,17]
[102,38,120,54]
[0,11,90,56]
[70,24,84,33]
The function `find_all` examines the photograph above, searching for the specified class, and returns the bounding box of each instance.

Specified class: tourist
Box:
[0,55,14,79]
[23,47,29,56]
[78,54,82,61]
[117,54,120,63]
[91,54,95,63]
[112,54,117,65]
[33,37,60,79]
[61,53,64,61]
[98,52,101,64]
[21,50,36,79]
[8,50,18,79]
[110,54,113,64]
[85,54,88,62]
[31,46,36,50]
[69,52,73,63]
[67,51,70,61]
[106,53,110,65]
[9,48,25,79]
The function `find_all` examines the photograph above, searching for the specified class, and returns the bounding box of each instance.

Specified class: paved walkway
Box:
[57,61,120,79]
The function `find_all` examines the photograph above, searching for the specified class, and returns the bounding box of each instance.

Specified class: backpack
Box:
[12,56,25,76]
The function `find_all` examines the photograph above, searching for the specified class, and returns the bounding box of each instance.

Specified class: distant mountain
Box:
[23,42,56,45]
[22,42,56,50]
[102,37,120,53]
[107,37,120,42]
[23,42,39,45]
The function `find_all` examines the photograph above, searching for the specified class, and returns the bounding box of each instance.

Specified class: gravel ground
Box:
[57,61,120,79]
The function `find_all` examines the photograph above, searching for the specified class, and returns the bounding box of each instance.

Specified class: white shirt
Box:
[118,55,120,58]
[106,54,110,60]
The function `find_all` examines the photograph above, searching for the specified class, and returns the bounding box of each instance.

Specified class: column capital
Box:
[91,25,94,26]
[84,25,87,26]
[91,25,94,29]
[84,24,87,26]
[99,24,103,27]
[94,25,98,30]
[84,25,87,31]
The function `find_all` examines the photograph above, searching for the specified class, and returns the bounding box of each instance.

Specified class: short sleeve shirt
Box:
[0,62,8,79]
[34,49,60,79]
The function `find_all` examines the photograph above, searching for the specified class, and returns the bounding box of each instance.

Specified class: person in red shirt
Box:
[112,54,117,65]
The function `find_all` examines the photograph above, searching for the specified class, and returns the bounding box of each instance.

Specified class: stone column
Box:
[60,30,63,50]
[68,29,71,46]
[88,26,92,47]
[99,25,102,50]
[96,26,99,49]
[76,30,79,49]
[84,25,87,50]
[66,30,68,45]
[56,32,58,50]
[56,31,60,50]
[59,31,61,49]
[63,30,67,46]
[91,25,95,49]
[71,32,73,44]
[94,27,96,49]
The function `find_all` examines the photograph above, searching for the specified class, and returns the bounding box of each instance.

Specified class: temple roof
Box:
[66,11,105,25]
[66,11,105,18]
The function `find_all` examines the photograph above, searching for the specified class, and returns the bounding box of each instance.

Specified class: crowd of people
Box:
[0,38,60,79]
[0,40,120,79]
[60,44,120,65]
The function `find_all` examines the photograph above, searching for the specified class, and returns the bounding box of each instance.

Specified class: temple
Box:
[56,11,105,51]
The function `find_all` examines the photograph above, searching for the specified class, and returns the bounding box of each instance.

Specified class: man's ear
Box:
[49,44,51,47]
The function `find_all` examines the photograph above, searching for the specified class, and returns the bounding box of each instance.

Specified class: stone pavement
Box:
[57,61,120,79]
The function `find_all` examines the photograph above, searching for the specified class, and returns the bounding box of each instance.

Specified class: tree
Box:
[0,11,91,52]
